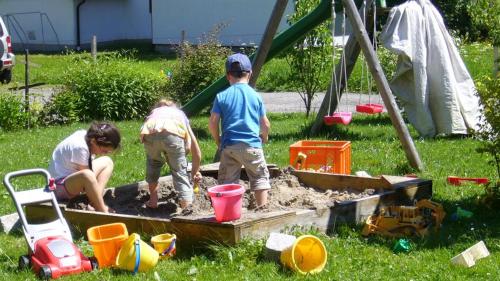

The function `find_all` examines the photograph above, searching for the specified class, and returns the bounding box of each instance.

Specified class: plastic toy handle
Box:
[160,238,176,257]
[133,239,140,274]
[47,178,56,191]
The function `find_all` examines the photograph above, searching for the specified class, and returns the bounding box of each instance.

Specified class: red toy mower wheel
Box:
[89,256,99,270]
[39,265,52,280]
[18,255,31,270]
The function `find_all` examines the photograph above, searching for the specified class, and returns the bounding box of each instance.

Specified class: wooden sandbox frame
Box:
[25,166,432,247]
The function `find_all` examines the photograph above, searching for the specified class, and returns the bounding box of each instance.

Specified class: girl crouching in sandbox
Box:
[48,122,121,213]
[140,99,202,214]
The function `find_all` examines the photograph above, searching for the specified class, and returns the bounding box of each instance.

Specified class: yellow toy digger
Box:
[362,199,445,238]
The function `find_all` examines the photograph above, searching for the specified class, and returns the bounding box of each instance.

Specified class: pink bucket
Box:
[207,184,245,222]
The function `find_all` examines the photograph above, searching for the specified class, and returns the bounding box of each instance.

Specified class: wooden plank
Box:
[25,204,239,247]
[381,175,420,185]
[249,0,289,87]
[291,170,393,190]
[331,179,432,223]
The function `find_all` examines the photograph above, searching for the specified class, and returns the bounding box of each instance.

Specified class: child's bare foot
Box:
[180,204,194,216]
[146,200,158,208]
[179,200,192,209]
[147,192,159,208]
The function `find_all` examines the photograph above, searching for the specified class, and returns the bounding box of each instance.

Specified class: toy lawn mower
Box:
[3,168,97,279]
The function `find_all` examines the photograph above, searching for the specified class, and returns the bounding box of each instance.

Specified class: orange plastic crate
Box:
[289,140,351,174]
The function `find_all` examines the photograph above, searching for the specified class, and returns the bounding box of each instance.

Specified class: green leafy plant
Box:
[0,92,29,131]
[167,24,231,106]
[474,75,499,207]
[255,58,294,92]
[468,0,500,76]
[286,0,332,117]
[63,50,166,121]
[475,76,499,177]
[39,90,80,125]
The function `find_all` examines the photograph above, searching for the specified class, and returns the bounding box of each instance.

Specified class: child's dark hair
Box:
[86,122,121,149]
[228,62,250,78]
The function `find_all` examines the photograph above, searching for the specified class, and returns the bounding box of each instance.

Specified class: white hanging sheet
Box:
[380,0,481,137]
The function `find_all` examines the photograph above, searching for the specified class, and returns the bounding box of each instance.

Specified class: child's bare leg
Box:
[64,170,109,212]
[147,182,159,208]
[179,199,191,209]
[91,156,114,196]
[255,189,268,207]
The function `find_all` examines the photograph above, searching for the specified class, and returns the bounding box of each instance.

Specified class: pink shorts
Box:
[54,178,78,200]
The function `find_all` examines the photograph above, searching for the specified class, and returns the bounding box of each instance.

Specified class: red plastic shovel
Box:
[447,176,489,186]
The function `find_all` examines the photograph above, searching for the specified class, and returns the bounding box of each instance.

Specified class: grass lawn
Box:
[0,113,498,280]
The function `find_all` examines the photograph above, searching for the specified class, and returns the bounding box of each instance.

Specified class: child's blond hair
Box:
[155,99,175,108]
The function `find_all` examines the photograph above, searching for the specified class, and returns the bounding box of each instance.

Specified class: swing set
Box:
[324,3,352,126]
[181,0,423,171]
[324,0,383,126]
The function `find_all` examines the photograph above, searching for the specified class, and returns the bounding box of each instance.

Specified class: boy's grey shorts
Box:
[218,142,271,191]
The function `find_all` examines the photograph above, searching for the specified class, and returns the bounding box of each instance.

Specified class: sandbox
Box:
[25,164,432,247]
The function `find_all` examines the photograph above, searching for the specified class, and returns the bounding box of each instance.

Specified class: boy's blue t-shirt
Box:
[211,83,266,148]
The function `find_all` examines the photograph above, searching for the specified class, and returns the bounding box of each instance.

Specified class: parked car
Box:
[0,16,15,84]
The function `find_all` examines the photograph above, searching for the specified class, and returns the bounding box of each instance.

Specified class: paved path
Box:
[15,85,385,115]
[260,92,385,114]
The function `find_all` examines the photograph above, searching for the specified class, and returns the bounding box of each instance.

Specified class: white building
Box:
[0,0,294,52]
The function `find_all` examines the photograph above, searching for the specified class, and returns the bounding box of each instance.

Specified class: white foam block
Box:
[265,232,297,262]
[0,212,20,234]
[451,240,490,267]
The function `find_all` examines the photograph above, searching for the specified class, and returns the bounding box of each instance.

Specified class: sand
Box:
[66,169,376,218]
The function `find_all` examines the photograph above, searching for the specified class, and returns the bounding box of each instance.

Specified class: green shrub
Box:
[167,24,231,106]
[39,90,80,125]
[255,58,294,92]
[475,74,500,208]
[0,92,29,131]
[475,75,500,179]
[63,51,166,121]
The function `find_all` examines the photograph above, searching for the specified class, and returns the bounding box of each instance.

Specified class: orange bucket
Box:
[87,222,129,268]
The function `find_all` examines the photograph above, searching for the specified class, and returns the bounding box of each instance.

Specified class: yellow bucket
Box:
[115,233,159,273]
[151,233,177,258]
[280,235,327,274]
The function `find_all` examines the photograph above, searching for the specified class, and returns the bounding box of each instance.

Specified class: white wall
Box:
[80,0,151,44]
[0,0,76,47]
[152,0,295,46]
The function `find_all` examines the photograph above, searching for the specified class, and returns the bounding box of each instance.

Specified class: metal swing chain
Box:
[367,0,378,104]
[359,0,367,105]
[341,6,348,109]
[327,0,337,116]
[373,0,383,106]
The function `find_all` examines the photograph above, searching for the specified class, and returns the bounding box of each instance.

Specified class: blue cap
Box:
[225,53,252,73]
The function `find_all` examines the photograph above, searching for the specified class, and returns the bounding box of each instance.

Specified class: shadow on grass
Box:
[351,114,393,126]
[269,119,364,142]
